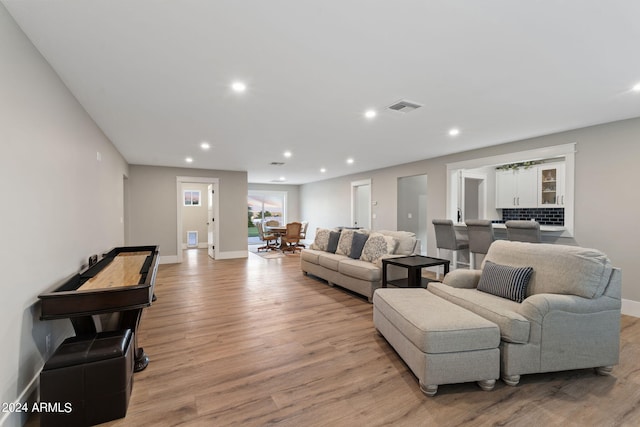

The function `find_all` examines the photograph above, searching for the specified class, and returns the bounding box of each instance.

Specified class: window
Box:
[247,191,287,241]
[183,190,201,206]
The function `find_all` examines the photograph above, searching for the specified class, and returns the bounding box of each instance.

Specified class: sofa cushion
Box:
[318,252,349,271]
[338,259,381,282]
[326,231,341,253]
[378,230,417,255]
[311,228,331,251]
[360,233,396,263]
[428,282,531,344]
[484,241,612,299]
[350,232,369,259]
[477,261,533,303]
[300,249,323,265]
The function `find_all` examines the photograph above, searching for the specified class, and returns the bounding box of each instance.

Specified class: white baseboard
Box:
[216,250,248,260]
[159,255,179,264]
[181,243,208,249]
[162,251,246,263]
[622,299,640,318]
[1,372,39,427]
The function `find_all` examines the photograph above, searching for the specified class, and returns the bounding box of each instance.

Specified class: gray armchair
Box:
[428,240,621,386]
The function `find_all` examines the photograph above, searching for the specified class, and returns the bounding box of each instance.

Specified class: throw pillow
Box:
[326,231,341,253]
[335,229,356,256]
[312,228,331,251]
[349,232,369,259]
[360,233,397,263]
[477,261,534,303]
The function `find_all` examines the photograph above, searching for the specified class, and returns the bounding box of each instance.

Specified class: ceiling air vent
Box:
[387,99,422,113]
[270,162,285,166]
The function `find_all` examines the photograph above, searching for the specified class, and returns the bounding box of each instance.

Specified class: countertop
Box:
[454,223,565,232]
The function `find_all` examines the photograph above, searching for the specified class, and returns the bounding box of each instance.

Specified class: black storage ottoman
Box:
[40,329,134,427]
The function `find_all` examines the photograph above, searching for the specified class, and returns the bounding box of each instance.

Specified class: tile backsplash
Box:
[495,208,564,226]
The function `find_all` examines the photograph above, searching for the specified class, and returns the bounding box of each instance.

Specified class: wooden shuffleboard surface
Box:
[79,251,152,291]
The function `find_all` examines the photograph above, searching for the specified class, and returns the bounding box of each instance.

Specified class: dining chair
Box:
[265,220,280,227]
[432,219,469,278]
[465,219,495,269]
[296,221,309,249]
[505,220,541,243]
[256,222,278,252]
[280,222,302,253]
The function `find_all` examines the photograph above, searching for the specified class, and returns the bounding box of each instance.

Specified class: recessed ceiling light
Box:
[279,176,286,182]
[449,128,460,136]
[231,81,247,93]
[347,158,354,164]
[185,157,193,163]
[200,142,210,150]
[364,110,377,119]
[320,168,326,173]
[283,151,292,158]
[633,82,640,92]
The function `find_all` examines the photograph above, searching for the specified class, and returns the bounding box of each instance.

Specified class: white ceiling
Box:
[4,0,640,184]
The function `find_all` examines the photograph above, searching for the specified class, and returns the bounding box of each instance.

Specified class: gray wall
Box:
[127,165,248,258]
[301,117,640,304]
[0,5,129,425]
[397,174,428,253]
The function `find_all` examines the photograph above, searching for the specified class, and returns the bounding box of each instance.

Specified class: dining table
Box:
[265,226,287,249]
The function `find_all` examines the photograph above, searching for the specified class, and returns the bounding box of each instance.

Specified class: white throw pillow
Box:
[360,233,397,263]
[311,228,331,251]
[335,229,356,256]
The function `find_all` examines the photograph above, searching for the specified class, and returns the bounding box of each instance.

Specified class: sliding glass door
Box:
[247,191,287,242]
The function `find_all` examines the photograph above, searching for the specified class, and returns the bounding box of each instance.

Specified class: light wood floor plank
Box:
[28,249,640,426]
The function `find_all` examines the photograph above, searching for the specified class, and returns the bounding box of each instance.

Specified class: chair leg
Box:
[470,252,476,270]
[436,248,441,280]
[452,250,458,270]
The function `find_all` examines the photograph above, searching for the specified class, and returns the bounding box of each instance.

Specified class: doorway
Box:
[247,190,287,244]
[351,179,371,229]
[176,176,219,263]
[462,174,485,221]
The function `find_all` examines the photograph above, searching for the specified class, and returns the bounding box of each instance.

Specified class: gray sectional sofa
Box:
[374,240,621,394]
[300,229,417,302]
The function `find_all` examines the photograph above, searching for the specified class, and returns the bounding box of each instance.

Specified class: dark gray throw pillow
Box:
[326,231,341,253]
[349,232,369,259]
[477,261,533,303]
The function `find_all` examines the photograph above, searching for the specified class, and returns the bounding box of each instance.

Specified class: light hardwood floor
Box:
[35,249,640,426]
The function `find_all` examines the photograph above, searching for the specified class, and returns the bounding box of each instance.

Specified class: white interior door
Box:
[207,184,215,259]
[351,180,371,229]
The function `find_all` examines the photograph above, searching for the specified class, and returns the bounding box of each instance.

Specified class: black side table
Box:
[382,255,450,288]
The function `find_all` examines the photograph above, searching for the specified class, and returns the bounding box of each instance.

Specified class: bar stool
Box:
[465,219,495,270]
[505,220,541,243]
[432,219,469,278]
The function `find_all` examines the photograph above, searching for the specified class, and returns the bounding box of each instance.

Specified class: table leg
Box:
[382,262,388,288]
[408,267,419,288]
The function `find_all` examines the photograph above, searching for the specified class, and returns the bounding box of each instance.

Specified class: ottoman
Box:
[40,329,134,426]
[373,288,500,396]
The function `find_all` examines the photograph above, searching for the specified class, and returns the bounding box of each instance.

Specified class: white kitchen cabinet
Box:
[495,167,538,208]
[538,163,565,207]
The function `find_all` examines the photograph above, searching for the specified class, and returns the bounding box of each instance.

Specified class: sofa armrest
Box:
[442,269,482,289]
[519,293,621,325]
